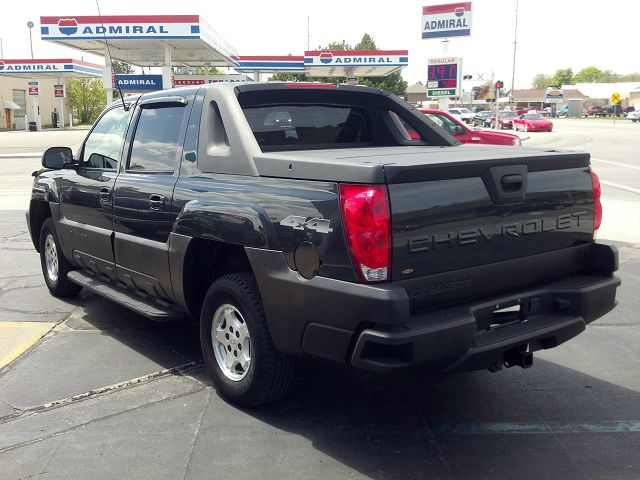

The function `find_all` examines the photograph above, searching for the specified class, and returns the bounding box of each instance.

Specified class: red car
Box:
[514,108,528,116]
[490,111,519,129]
[513,113,553,132]
[419,109,521,146]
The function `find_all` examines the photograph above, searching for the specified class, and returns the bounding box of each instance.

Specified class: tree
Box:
[532,73,553,89]
[269,72,311,82]
[198,66,225,75]
[325,40,352,51]
[550,68,574,87]
[111,61,134,100]
[573,66,604,83]
[112,60,134,75]
[69,78,106,124]
[473,82,491,100]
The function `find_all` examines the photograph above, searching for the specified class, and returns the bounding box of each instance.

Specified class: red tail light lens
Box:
[590,167,602,234]
[339,184,391,283]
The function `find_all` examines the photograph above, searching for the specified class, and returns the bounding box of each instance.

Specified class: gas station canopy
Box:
[0,59,102,78]
[40,15,238,67]
[235,51,409,77]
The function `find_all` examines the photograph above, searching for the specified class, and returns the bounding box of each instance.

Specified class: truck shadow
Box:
[240,357,640,480]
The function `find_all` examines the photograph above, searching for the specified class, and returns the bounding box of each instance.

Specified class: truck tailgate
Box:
[385,147,595,310]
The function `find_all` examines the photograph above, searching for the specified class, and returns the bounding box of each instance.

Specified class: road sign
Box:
[611,92,621,104]
[422,2,473,39]
[427,57,460,97]
[545,88,563,104]
[28,81,39,96]
[54,84,65,98]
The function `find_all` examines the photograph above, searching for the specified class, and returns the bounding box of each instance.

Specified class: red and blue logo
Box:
[319,52,333,64]
[454,7,465,17]
[0,61,4,71]
[58,18,78,36]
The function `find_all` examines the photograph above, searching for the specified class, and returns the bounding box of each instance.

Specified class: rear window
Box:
[242,105,371,151]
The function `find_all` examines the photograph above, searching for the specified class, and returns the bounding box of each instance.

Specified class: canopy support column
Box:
[103,49,113,105]
[162,47,173,89]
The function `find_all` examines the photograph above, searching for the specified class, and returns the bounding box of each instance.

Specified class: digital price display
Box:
[428,64,458,89]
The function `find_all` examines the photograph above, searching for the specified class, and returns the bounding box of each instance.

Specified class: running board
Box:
[67,270,185,322]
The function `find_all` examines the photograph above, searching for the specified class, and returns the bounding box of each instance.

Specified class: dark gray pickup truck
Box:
[27,83,620,406]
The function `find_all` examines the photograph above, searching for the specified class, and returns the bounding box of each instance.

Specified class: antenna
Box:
[95,0,128,110]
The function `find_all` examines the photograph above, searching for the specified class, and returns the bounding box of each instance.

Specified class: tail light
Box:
[590,167,602,235]
[339,184,391,283]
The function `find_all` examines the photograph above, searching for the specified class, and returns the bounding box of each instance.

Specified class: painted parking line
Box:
[591,158,640,171]
[430,421,640,434]
[600,180,640,196]
[0,322,55,369]
[0,153,43,158]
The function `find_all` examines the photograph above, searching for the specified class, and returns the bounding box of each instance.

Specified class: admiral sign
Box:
[0,59,102,77]
[422,2,473,39]
[115,74,163,91]
[40,15,201,40]
[304,50,408,67]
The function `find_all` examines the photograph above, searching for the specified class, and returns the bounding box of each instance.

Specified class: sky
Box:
[1,0,639,91]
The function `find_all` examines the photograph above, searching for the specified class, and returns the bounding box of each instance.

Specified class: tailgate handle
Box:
[501,174,523,192]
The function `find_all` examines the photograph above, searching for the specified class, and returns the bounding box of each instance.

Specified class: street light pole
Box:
[0,38,4,59]
[27,21,41,131]
[510,0,519,108]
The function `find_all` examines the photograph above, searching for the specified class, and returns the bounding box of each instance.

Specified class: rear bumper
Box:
[350,273,619,373]
[247,243,619,373]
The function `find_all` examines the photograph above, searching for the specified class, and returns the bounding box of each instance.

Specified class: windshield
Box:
[523,113,544,119]
[479,111,493,117]
[500,111,518,118]
[458,108,470,113]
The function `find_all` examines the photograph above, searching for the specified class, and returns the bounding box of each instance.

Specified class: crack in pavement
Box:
[0,385,208,455]
[0,361,204,424]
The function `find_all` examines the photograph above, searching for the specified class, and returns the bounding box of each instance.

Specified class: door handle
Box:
[149,194,166,211]
[99,186,112,203]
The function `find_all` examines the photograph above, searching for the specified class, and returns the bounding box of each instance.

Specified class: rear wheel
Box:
[200,273,295,407]
[39,218,82,298]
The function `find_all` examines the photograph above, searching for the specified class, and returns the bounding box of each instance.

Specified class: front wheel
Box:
[200,273,295,407]
[39,218,82,298]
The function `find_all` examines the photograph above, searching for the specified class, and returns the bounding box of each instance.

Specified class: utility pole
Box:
[510,0,519,108]
[0,37,4,59]
[306,16,311,51]
[27,21,41,131]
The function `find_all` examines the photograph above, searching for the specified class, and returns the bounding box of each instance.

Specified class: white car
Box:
[627,110,640,122]
[448,108,473,124]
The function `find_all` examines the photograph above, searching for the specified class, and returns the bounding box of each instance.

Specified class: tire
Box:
[200,273,295,407]
[39,218,82,298]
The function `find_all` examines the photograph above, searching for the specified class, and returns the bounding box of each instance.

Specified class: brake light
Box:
[284,83,337,89]
[590,167,602,235]
[339,184,391,283]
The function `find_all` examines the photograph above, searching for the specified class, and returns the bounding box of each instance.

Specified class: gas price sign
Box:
[427,57,460,97]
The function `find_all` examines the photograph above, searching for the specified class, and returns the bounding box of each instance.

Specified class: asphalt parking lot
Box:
[0,119,639,480]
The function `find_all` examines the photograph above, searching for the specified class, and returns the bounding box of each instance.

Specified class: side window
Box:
[127,106,186,172]
[82,106,131,169]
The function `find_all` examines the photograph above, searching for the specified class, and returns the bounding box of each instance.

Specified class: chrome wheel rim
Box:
[212,304,251,381]
[44,233,59,283]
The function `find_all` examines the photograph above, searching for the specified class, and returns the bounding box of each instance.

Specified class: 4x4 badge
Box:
[280,216,333,234]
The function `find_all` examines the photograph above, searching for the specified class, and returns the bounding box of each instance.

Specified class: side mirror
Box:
[42,147,74,169]
[451,125,465,135]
